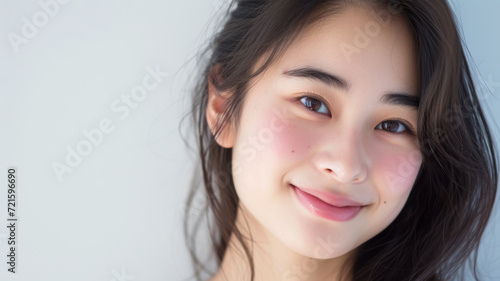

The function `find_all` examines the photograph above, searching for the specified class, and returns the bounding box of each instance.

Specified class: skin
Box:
[206,4,422,281]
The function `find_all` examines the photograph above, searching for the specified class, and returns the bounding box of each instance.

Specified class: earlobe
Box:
[206,66,234,148]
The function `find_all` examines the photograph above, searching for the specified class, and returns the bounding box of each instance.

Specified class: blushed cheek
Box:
[265,112,313,161]
[232,109,305,169]
[374,147,422,201]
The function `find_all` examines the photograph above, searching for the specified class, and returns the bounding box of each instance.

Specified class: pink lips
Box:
[291,184,364,222]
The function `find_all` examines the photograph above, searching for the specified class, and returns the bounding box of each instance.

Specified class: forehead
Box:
[267,4,419,97]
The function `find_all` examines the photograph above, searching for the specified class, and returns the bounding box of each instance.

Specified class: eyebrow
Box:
[282,67,419,110]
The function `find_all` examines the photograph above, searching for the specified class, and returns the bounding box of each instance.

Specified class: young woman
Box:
[183,0,499,280]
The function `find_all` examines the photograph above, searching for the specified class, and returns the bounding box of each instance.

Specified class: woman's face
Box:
[214,5,422,260]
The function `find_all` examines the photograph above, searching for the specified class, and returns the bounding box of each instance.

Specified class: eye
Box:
[295,94,415,135]
[298,94,330,116]
[376,119,415,135]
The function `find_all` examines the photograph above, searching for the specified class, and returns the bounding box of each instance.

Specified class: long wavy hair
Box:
[182,0,499,280]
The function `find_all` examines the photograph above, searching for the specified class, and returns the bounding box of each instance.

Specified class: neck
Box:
[209,204,355,281]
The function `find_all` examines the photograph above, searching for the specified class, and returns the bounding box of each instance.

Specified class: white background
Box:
[0,0,499,280]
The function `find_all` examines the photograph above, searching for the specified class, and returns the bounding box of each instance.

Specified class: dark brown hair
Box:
[182,0,499,280]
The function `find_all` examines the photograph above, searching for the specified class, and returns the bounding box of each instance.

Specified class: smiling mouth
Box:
[291,184,364,222]
[290,184,365,206]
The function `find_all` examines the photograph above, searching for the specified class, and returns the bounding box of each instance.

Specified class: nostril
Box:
[324,166,364,183]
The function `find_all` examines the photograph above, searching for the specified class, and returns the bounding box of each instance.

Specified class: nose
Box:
[313,128,368,184]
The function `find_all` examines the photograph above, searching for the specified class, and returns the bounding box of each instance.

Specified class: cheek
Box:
[232,108,314,189]
[265,111,316,160]
[372,146,422,206]
[232,108,307,184]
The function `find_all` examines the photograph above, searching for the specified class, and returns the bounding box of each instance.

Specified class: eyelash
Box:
[295,93,416,136]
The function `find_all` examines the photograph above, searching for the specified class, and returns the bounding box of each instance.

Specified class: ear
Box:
[206,65,235,148]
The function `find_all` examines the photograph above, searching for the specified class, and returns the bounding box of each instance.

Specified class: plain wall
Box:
[0,0,498,280]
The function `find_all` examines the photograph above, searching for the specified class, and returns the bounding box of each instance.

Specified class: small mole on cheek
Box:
[384,201,387,204]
